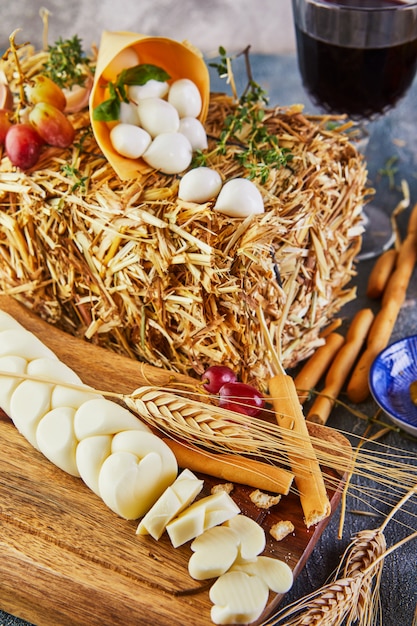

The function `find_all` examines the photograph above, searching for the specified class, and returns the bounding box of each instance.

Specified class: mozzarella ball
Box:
[102,47,139,81]
[168,78,202,118]
[179,168,222,203]
[110,123,152,159]
[179,117,208,151]
[137,97,180,137]
[213,178,265,217]
[118,101,140,125]
[128,80,169,102]
[143,133,193,174]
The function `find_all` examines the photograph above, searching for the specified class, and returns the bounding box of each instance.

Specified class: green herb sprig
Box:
[193,46,292,184]
[43,35,91,89]
[93,64,170,122]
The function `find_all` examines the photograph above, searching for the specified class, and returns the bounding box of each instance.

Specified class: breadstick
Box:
[269,374,330,527]
[319,318,342,338]
[295,332,345,403]
[307,309,374,424]
[163,438,294,495]
[348,203,417,403]
[366,248,397,299]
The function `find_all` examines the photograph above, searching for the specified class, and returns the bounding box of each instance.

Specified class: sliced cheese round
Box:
[76,435,112,496]
[0,311,25,331]
[231,555,293,594]
[36,406,79,476]
[51,385,101,410]
[0,329,57,360]
[189,526,239,580]
[10,379,52,448]
[209,570,269,625]
[98,449,164,519]
[0,355,27,416]
[224,515,266,561]
[27,356,81,382]
[74,397,150,439]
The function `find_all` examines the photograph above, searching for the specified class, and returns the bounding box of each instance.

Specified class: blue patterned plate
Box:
[369,335,417,437]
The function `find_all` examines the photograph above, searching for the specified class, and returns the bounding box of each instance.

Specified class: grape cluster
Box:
[0,74,75,170]
[201,366,265,417]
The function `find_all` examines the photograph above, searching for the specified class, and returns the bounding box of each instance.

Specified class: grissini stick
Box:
[269,374,331,527]
[307,308,374,425]
[163,439,294,496]
[294,332,345,404]
[347,202,417,403]
[256,306,331,528]
[366,248,397,299]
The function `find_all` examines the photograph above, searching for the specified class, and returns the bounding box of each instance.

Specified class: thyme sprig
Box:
[193,46,292,184]
[43,35,91,89]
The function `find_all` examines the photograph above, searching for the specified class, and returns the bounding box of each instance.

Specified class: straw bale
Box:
[0,46,369,384]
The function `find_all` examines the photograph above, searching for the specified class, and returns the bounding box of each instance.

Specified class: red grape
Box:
[218,382,265,417]
[5,123,44,169]
[29,102,75,148]
[201,365,237,394]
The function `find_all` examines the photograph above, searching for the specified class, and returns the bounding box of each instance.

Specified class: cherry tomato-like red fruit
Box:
[218,382,265,417]
[5,123,44,169]
[201,365,237,394]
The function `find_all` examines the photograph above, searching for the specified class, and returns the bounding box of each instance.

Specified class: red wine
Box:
[294,0,417,118]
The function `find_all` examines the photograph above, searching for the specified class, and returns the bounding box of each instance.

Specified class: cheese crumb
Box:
[249,489,281,509]
[270,520,295,541]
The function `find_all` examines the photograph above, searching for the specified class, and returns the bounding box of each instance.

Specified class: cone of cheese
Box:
[89,30,210,180]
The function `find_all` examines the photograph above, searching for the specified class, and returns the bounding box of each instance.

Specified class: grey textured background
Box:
[0,0,295,56]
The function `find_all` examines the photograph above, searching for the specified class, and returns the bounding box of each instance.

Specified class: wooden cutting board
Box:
[0,295,348,626]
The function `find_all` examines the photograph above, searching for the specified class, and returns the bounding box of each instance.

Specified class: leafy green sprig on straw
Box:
[43,35,91,89]
[194,46,292,184]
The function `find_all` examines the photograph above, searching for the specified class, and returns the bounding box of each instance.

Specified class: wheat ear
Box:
[263,485,417,626]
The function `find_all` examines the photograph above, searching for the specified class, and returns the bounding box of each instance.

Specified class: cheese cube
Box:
[166,491,240,548]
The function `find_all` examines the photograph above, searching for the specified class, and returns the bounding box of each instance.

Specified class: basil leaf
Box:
[93,97,121,121]
[118,63,170,86]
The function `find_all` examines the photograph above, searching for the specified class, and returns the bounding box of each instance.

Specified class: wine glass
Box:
[291,0,417,260]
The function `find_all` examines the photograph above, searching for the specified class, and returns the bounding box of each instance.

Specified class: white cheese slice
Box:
[0,311,25,331]
[0,329,57,360]
[188,526,239,580]
[0,355,27,416]
[9,379,52,449]
[166,491,240,548]
[136,468,203,539]
[224,515,266,561]
[27,356,82,383]
[74,397,150,439]
[36,406,79,476]
[231,555,293,594]
[209,570,269,625]
[52,385,101,409]
[76,435,112,496]
[99,449,163,519]
[98,429,178,519]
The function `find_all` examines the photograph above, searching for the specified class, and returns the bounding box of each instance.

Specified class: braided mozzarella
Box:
[0,310,178,519]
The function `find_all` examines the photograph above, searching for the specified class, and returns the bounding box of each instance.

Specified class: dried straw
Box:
[0,43,369,382]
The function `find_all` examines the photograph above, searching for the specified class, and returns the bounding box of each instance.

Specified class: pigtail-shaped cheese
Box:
[0,310,178,520]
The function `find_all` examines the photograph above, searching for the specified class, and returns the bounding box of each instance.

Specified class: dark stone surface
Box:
[2,54,417,626]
